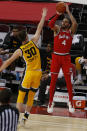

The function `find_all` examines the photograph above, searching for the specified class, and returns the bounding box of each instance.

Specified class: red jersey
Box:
[54,29,72,54]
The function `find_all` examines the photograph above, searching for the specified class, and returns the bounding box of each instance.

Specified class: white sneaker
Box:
[74,79,84,85]
[47,102,54,113]
[68,102,75,113]
[18,118,27,127]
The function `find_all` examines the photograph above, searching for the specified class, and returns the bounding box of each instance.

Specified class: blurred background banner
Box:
[11,0,87,5]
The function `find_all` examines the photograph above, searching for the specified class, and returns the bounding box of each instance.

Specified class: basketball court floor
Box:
[18,106,87,131]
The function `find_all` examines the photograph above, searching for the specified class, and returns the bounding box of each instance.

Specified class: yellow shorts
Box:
[17,70,42,105]
[22,70,42,89]
[75,57,81,70]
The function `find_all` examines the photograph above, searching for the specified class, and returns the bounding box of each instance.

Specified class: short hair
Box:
[0,88,12,104]
[17,30,27,42]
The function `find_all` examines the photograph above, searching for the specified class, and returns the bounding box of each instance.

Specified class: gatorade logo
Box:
[76,100,81,107]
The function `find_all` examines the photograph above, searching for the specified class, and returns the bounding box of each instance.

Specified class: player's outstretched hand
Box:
[42,8,48,17]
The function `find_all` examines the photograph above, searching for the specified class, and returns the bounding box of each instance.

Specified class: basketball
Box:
[56,2,66,14]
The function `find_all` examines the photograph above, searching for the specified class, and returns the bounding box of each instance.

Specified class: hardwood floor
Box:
[18,106,87,131]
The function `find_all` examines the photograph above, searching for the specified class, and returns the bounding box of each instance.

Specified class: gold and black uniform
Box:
[17,41,42,106]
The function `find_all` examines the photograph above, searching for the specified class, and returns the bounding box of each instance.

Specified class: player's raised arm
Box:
[48,2,65,33]
[65,4,78,34]
[32,8,47,44]
[0,49,22,72]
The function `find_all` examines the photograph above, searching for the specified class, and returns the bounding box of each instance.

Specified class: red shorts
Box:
[51,53,72,75]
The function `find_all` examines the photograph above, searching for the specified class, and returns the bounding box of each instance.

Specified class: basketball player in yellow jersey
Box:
[0,8,47,125]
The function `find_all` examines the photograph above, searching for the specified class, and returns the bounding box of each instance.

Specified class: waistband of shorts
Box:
[53,52,69,55]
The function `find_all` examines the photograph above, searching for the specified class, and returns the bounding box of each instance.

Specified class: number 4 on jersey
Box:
[62,40,66,45]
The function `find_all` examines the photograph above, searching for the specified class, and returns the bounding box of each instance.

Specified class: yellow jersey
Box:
[20,41,41,71]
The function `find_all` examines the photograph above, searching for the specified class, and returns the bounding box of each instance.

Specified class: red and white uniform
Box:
[48,14,74,105]
[50,29,73,104]
[51,29,73,73]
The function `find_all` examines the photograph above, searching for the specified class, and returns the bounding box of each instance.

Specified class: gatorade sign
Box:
[73,96,86,109]
[76,101,82,107]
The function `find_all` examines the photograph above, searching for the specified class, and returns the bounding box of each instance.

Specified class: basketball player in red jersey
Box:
[47,3,77,113]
